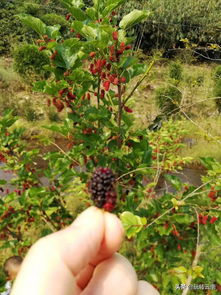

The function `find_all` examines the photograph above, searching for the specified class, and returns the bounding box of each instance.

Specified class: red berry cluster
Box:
[87,33,131,101]
[89,167,117,211]
[37,35,56,52]
[48,87,77,112]
[199,214,218,225]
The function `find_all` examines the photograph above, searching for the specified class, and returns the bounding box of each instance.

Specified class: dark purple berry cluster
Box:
[90,167,117,211]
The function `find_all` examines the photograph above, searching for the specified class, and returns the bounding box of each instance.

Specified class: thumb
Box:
[11,206,123,295]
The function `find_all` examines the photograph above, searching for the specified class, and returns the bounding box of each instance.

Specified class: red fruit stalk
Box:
[89,167,117,211]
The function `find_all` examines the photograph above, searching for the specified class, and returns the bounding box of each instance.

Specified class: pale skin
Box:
[11,206,160,295]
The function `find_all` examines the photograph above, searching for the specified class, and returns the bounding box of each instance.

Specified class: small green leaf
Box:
[120,211,146,238]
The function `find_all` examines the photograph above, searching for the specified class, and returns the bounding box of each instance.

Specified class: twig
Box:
[122,59,155,107]
[48,140,80,165]
[41,216,57,232]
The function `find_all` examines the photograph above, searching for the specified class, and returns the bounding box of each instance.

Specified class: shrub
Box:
[40,13,69,33]
[169,61,183,82]
[13,44,50,83]
[155,85,182,116]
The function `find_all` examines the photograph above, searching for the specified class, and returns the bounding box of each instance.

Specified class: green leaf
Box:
[45,207,58,216]
[164,174,183,191]
[0,180,7,185]
[102,0,126,17]
[119,10,149,30]
[46,25,61,39]
[86,7,96,20]
[171,214,194,224]
[120,211,146,238]
[33,81,47,92]
[69,7,87,21]
[18,14,46,36]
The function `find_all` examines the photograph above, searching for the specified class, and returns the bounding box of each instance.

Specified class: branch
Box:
[122,59,155,107]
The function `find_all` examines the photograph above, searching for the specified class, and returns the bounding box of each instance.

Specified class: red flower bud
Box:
[55,100,64,112]
[124,106,133,113]
[66,14,71,20]
[50,50,58,60]
[109,56,116,62]
[58,89,66,97]
[210,217,218,224]
[101,59,107,67]
[120,76,126,83]
[113,78,119,85]
[76,33,81,39]
[38,46,46,51]
[100,89,105,98]
[67,92,76,100]
[112,31,118,41]
[109,45,115,56]
[89,52,96,58]
[117,49,124,55]
[64,71,70,77]
[201,215,208,225]
[100,72,106,79]
[103,81,110,91]
[125,45,132,50]
[177,244,181,251]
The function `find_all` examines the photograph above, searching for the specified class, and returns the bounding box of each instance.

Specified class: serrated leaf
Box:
[164,174,183,191]
[120,211,146,238]
[119,10,149,30]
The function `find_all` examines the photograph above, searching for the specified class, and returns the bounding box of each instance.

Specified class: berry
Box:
[103,81,110,91]
[89,167,117,210]
[66,14,71,20]
[210,217,218,224]
[124,106,133,113]
[38,46,46,51]
[112,31,118,41]
[89,52,96,58]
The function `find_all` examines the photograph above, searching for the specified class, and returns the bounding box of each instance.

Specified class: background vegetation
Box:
[0,0,221,294]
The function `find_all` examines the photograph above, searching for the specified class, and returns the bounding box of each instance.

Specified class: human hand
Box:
[11,206,160,295]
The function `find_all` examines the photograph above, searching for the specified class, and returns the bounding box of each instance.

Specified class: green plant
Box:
[155,85,182,116]
[0,1,220,294]
[40,13,69,33]
[13,44,50,83]
[169,61,183,82]
[47,109,62,122]
[24,106,42,122]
